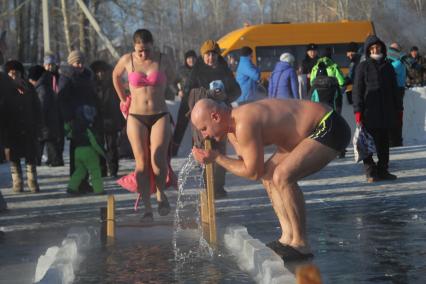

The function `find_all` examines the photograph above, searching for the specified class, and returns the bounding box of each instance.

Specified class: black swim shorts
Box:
[308,110,351,152]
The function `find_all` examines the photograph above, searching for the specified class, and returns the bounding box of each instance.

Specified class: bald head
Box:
[191,98,230,141]
[191,98,219,124]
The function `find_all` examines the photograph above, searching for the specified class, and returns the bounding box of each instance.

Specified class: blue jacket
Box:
[268,61,298,99]
[387,49,407,88]
[236,56,260,103]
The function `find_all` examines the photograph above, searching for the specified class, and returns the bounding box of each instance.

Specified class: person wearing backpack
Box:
[310,62,346,158]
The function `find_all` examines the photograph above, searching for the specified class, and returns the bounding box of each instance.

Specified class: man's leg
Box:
[262,151,293,244]
[272,139,338,253]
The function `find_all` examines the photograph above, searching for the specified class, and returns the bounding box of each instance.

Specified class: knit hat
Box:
[184,50,197,59]
[28,65,45,81]
[44,54,57,65]
[280,52,295,65]
[67,50,85,65]
[5,60,24,75]
[306,43,318,51]
[347,42,358,53]
[200,40,220,55]
[411,46,419,52]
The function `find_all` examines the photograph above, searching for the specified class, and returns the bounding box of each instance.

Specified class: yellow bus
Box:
[218,20,375,79]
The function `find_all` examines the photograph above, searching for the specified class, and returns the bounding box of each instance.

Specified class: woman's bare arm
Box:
[112,54,129,102]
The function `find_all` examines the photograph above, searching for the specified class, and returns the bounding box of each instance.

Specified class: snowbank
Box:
[224,225,295,284]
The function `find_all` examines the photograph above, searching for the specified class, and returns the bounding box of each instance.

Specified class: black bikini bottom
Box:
[129,112,169,130]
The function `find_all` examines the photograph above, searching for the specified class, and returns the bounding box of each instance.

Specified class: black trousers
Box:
[172,96,189,155]
[99,131,120,177]
[363,127,390,176]
[38,139,62,165]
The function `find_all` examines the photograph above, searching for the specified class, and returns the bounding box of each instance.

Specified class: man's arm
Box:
[215,123,264,180]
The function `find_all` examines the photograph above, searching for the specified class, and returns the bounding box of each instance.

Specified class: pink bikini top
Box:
[128,53,167,87]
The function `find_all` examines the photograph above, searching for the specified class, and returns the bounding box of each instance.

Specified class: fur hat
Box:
[306,43,318,51]
[67,50,85,65]
[280,52,295,65]
[200,40,220,55]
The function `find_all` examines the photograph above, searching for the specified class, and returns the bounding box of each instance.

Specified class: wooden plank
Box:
[107,195,115,246]
[204,139,217,246]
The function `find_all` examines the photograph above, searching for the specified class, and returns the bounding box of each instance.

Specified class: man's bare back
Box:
[228,99,330,153]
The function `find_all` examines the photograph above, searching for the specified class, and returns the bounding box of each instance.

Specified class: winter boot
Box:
[26,164,40,193]
[10,161,23,193]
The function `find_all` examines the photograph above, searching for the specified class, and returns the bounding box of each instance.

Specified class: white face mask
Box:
[370,53,383,60]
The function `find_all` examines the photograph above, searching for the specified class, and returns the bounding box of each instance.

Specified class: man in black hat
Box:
[405,46,426,87]
[344,42,361,105]
[301,43,319,91]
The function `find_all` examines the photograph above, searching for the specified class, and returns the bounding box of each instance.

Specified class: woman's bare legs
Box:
[150,115,172,204]
[127,115,152,213]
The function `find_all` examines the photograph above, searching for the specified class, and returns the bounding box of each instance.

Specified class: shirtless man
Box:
[191,98,351,261]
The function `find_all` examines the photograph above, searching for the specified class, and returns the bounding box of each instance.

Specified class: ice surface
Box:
[224,225,295,284]
[34,228,93,283]
[34,246,60,282]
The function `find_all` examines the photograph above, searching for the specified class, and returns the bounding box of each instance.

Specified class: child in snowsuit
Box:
[66,105,105,194]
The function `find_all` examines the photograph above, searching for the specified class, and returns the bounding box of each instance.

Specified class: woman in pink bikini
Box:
[112,29,175,220]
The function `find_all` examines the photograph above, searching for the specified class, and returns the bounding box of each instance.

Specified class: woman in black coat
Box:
[3,60,42,193]
[352,35,403,182]
[186,40,241,198]
[28,65,62,166]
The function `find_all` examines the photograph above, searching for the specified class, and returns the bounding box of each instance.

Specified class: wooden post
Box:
[106,195,115,245]
[204,139,217,246]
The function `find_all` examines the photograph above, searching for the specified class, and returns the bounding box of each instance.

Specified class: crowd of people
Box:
[0,28,426,260]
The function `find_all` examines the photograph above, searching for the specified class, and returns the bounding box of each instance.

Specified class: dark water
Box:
[75,236,253,284]
[249,194,426,284]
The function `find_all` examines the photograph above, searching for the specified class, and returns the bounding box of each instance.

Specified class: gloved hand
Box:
[355,112,362,125]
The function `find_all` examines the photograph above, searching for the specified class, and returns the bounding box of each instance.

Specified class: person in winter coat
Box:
[353,35,402,183]
[171,50,197,156]
[310,48,345,87]
[236,46,261,104]
[90,60,125,177]
[404,46,426,87]
[310,62,341,110]
[66,105,105,195]
[387,43,407,147]
[0,72,12,211]
[186,39,241,198]
[44,53,64,165]
[344,42,362,105]
[301,43,319,91]
[28,65,62,167]
[58,50,102,193]
[268,53,298,99]
[3,60,42,193]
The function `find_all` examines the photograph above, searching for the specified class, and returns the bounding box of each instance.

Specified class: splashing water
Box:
[172,153,214,263]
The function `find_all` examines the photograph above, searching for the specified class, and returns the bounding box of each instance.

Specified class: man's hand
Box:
[192,147,219,164]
